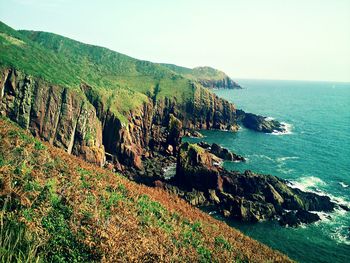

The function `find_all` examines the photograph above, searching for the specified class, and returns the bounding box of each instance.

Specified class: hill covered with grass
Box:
[0,21,193,117]
[0,117,291,262]
[161,64,241,89]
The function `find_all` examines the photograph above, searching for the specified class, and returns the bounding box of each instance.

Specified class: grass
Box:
[0,208,41,263]
[0,21,194,120]
[161,63,229,81]
[0,113,292,261]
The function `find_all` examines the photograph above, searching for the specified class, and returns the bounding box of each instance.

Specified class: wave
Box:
[339,182,349,188]
[276,156,299,162]
[289,176,350,209]
[277,168,295,174]
[252,154,274,162]
[288,176,326,192]
[271,122,293,135]
[330,226,350,245]
[290,178,350,245]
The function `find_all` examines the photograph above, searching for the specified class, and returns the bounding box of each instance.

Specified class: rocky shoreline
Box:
[164,142,346,227]
[2,67,342,228]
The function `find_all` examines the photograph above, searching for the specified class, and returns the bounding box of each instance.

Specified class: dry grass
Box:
[0,117,293,262]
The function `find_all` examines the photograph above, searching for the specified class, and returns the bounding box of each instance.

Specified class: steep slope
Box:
[0,21,243,168]
[161,64,242,89]
[0,117,291,262]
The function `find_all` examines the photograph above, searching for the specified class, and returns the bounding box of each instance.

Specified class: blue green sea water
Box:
[186,79,350,263]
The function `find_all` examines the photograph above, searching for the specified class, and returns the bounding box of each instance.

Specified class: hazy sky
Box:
[1,0,349,82]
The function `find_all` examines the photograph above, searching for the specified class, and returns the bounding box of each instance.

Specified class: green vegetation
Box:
[161,63,228,81]
[0,117,290,262]
[0,21,194,119]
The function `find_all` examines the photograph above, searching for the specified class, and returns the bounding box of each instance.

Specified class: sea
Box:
[185,79,350,263]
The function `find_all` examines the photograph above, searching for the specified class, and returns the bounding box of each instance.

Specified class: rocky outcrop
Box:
[236,109,286,133]
[173,143,339,225]
[197,142,245,162]
[197,76,242,90]
[279,210,320,227]
[0,69,105,166]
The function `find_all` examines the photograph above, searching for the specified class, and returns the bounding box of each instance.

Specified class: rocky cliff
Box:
[0,68,245,171]
[83,81,240,169]
[0,69,105,166]
[172,142,341,225]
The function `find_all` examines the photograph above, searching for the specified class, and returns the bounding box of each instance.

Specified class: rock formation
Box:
[197,142,245,162]
[197,76,242,90]
[236,109,286,133]
[0,69,105,166]
[173,142,340,225]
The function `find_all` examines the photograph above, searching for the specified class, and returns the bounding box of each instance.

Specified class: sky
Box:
[0,0,350,82]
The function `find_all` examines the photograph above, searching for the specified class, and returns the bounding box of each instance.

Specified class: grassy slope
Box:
[161,63,228,81]
[0,21,192,117]
[0,117,291,262]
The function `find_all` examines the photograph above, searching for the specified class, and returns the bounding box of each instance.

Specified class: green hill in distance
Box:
[0,21,239,123]
[161,64,241,89]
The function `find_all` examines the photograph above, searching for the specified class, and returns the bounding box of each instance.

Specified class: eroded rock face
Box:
[174,143,337,225]
[83,82,241,169]
[0,68,244,170]
[0,69,105,166]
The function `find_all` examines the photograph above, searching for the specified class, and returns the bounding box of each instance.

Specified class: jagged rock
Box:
[197,77,241,89]
[174,142,336,224]
[208,189,220,204]
[279,210,320,227]
[210,143,245,162]
[236,110,286,133]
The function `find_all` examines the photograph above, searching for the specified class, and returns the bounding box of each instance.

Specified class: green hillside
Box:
[0,21,192,117]
[162,64,227,81]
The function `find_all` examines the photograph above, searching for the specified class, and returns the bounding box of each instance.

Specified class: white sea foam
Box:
[271,122,293,135]
[254,154,274,162]
[265,116,275,121]
[339,182,349,188]
[330,226,350,245]
[288,176,326,192]
[277,168,295,174]
[289,176,350,210]
[276,156,299,162]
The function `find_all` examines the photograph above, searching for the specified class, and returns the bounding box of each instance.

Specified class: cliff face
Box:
[83,82,239,169]
[197,76,241,90]
[0,69,105,166]
[0,68,240,170]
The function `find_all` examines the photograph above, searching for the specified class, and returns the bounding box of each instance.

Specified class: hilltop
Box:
[161,64,242,89]
[0,117,291,262]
